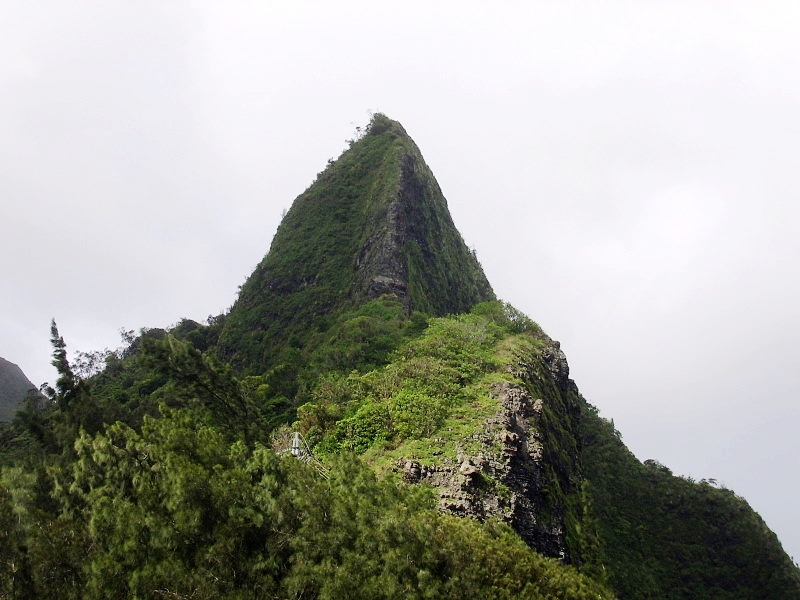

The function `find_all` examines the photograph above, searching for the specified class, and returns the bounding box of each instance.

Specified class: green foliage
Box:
[0,478,28,597]
[579,402,800,599]
[141,334,279,443]
[217,113,493,377]
[16,320,106,457]
[302,296,424,382]
[472,300,544,335]
[0,407,615,598]
[70,414,259,598]
[311,310,507,455]
[49,320,76,411]
[4,294,798,598]
[283,455,611,599]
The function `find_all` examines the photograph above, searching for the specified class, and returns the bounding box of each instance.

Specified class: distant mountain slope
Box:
[0,356,37,421]
[579,399,800,598]
[217,114,494,375]
[310,301,800,598]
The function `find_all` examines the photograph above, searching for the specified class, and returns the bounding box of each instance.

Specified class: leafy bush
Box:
[309,307,511,454]
[47,412,613,599]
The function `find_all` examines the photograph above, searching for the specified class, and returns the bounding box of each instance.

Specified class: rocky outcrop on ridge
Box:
[399,339,581,561]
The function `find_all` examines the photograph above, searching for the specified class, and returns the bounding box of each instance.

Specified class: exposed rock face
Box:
[400,340,580,560]
[353,144,493,314]
[542,340,570,392]
[353,152,411,304]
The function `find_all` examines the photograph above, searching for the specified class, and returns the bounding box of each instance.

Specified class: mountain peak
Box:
[364,112,408,137]
[219,114,494,373]
[0,356,38,421]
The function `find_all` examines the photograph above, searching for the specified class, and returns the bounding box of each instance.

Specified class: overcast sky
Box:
[2,1,799,561]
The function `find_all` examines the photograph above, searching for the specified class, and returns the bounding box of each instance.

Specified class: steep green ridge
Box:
[297,301,800,597]
[294,302,592,564]
[218,114,494,375]
[0,357,38,422]
[579,404,800,599]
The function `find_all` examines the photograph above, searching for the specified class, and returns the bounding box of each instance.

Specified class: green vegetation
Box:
[0,308,613,599]
[2,113,798,598]
[307,310,507,455]
[580,401,800,599]
[3,293,799,598]
[217,113,493,377]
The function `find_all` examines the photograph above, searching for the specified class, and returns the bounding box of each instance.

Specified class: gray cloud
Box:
[2,0,799,561]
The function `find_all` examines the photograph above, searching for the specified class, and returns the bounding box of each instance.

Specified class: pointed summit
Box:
[219,114,494,373]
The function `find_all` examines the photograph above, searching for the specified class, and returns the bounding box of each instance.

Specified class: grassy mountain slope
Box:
[0,307,615,598]
[294,301,592,562]
[217,114,493,376]
[579,404,800,599]
[299,301,800,598]
[0,357,38,422]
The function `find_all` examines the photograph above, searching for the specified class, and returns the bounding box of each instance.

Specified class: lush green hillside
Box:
[288,298,800,598]
[294,301,590,563]
[580,404,800,599]
[6,301,795,598]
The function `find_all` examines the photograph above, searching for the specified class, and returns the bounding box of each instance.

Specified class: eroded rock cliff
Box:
[399,338,585,562]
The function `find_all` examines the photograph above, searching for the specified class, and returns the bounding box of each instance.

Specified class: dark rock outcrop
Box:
[400,341,581,561]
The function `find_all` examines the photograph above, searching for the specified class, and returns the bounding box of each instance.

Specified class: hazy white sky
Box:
[2,1,799,561]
